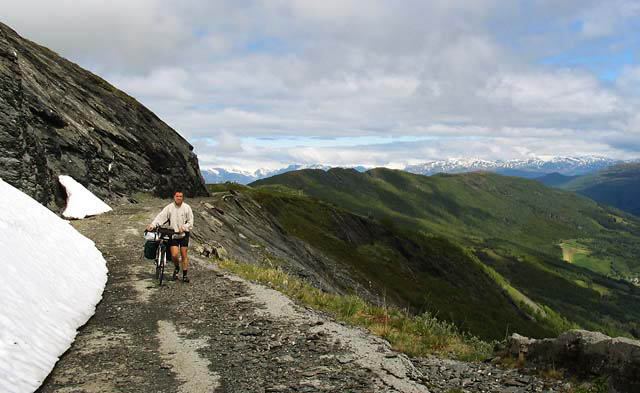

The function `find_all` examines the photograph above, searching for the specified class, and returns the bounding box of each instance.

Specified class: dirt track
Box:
[35,197,430,393]
[35,196,572,393]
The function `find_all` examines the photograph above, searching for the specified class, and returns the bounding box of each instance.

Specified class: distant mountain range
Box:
[201,164,368,184]
[201,156,628,184]
[537,163,640,216]
[404,156,624,177]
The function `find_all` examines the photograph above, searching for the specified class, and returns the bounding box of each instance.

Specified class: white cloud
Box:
[111,68,193,101]
[4,0,640,170]
[481,71,619,116]
[214,131,243,154]
[579,0,640,38]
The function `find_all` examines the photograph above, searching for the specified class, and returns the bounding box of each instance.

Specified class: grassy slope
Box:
[560,163,640,217]
[534,173,579,187]
[251,168,640,337]
[247,187,560,340]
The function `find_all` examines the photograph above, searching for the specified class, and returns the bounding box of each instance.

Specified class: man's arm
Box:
[183,206,194,232]
[146,205,170,230]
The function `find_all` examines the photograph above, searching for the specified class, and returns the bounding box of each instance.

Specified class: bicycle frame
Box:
[152,227,176,286]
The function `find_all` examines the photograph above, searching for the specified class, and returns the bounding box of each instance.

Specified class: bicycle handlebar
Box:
[145,226,177,241]
[157,228,177,236]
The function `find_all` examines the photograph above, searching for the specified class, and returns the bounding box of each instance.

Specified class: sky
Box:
[0,178,107,393]
[3,1,640,172]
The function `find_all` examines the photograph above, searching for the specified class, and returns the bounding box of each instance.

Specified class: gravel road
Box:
[35,197,572,393]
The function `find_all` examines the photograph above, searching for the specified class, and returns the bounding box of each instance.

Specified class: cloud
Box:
[111,68,193,101]
[480,70,620,119]
[578,0,640,38]
[211,131,243,154]
[4,1,640,170]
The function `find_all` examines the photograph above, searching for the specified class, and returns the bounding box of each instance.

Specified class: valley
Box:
[251,168,640,339]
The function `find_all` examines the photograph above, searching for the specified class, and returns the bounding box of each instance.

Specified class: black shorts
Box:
[169,232,190,248]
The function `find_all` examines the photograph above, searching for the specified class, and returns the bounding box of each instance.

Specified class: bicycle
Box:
[147,227,176,286]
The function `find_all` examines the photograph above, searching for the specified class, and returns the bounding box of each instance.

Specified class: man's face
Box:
[174,192,184,205]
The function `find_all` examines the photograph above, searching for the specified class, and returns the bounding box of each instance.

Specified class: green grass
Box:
[250,168,640,339]
[252,168,640,272]
[247,187,563,340]
[559,239,612,276]
[206,182,253,193]
[217,258,493,361]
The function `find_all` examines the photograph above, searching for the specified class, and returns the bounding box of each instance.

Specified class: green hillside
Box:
[245,186,566,340]
[560,163,640,216]
[534,172,578,187]
[251,168,640,338]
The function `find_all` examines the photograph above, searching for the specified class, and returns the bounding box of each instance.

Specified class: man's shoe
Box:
[182,276,190,283]
[172,268,179,281]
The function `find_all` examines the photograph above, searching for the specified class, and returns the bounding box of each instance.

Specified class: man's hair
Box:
[174,190,184,196]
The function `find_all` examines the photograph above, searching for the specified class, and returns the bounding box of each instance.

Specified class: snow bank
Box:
[59,175,112,219]
[0,178,108,393]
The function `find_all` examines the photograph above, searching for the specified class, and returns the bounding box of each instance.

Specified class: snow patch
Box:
[59,175,112,219]
[0,178,108,393]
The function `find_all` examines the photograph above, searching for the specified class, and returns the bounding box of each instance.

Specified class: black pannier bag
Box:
[144,240,158,259]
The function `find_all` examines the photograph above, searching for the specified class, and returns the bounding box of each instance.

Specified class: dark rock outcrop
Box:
[0,22,208,208]
[507,330,640,393]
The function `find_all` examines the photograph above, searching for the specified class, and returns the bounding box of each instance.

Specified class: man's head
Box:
[174,191,184,206]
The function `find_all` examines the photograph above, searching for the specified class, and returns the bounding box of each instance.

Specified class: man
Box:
[146,191,194,282]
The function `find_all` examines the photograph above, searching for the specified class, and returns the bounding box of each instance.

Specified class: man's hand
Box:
[146,225,154,231]
[179,226,185,234]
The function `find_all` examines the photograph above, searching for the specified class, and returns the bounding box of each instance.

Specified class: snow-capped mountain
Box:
[202,156,624,184]
[202,164,335,184]
[404,156,623,177]
[201,168,257,184]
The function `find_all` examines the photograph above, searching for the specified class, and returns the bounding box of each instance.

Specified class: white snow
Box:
[59,175,112,219]
[0,178,108,393]
[404,156,621,175]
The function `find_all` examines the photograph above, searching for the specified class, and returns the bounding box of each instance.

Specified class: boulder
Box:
[506,330,640,392]
[0,22,208,209]
[197,241,228,260]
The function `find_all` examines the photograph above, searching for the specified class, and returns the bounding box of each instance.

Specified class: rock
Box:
[337,355,355,364]
[504,378,525,386]
[197,241,227,259]
[508,333,537,360]
[241,328,262,336]
[212,244,228,259]
[265,385,288,392]
[505,329,640,393]
[0,22,208,208]
[278,355,295,363]
[299,378,322,387]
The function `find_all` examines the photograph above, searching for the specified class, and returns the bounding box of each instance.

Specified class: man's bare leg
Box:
[180,246,189,282]
[170,246,180,278]
[180,246,188,271]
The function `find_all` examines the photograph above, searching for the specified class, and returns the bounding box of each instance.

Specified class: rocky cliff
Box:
[0,22,208,209]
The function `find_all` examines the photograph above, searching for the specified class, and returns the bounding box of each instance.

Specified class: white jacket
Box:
[151,202,193,238]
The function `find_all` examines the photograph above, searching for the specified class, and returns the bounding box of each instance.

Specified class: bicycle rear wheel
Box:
[158,245,166,286]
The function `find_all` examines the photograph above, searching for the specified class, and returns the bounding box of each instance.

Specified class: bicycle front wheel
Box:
[158,245,166,286]
[155,243,162,280]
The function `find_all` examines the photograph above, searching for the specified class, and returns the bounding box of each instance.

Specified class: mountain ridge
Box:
[202,156,630,184]
[0,22,208,208]
[560,163,640,216]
